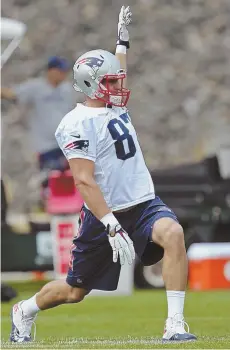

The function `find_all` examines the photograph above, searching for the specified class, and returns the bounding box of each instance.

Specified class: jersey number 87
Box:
[108,115,136,161]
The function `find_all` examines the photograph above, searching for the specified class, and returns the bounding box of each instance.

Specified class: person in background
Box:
[1,56,76,200]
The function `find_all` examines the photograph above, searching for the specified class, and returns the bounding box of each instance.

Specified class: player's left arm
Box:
[115,6,132,88]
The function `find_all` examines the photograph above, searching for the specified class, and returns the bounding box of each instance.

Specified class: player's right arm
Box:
[55,118,135,265]
[55,118,110,219]
[68,157,111,220]
[68,157,135,265]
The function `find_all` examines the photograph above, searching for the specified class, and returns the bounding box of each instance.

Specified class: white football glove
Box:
[117,5,132,48]
[107,224,135,265]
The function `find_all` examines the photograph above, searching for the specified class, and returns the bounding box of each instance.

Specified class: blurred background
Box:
[1,0,230,306]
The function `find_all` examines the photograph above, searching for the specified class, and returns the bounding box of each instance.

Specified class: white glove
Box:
[107,224,135,265]
[117,5,132,48]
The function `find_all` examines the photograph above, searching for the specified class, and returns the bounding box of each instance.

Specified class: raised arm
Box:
[115,6,132,87]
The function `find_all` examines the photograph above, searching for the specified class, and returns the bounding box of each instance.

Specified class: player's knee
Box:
[153,220,184,249]
[164,223,185,251]
[67,287,88,303]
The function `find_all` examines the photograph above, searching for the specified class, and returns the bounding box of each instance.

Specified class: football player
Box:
[10,6,196,343]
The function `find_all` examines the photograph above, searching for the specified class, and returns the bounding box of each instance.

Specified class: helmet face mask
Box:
[96,72,130,107]
[73,49,131,107]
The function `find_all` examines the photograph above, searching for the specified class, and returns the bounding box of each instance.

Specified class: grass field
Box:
[1,281,230,349]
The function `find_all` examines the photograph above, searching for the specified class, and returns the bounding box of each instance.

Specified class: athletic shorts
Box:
[66,196,178,291]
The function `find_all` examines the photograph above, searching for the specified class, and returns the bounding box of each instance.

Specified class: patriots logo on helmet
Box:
[65,140,89,153]
[77,57,104,70]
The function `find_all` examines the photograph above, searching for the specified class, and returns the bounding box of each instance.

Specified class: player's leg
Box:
[31,280,89,310]
[151,217,196,341]
[152,217,187,292]
[10,280,89,343]
[10,206,120,343]
[132,197,196,342]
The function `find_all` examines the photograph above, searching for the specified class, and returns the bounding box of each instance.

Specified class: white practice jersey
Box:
[55,103,155,211]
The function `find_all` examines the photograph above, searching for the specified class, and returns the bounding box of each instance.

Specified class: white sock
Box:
[166,290,185,319]
[21,294,40,317]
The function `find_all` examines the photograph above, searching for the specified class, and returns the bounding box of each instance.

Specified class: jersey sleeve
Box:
[55,118,97,162]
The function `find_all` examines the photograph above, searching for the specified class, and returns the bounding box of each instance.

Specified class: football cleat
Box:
[162,314,197,342]
[10,301,37,343]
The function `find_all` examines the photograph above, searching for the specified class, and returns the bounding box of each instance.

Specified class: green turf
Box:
[1,282,230,349]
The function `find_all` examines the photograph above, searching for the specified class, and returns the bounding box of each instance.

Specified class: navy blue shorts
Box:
[66,196,178,291]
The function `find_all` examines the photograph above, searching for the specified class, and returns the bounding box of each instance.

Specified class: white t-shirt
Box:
[55,103,155,211]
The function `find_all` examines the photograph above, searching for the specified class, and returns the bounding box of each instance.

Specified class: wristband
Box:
[100,212,119,229]
[116,39,130,49]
